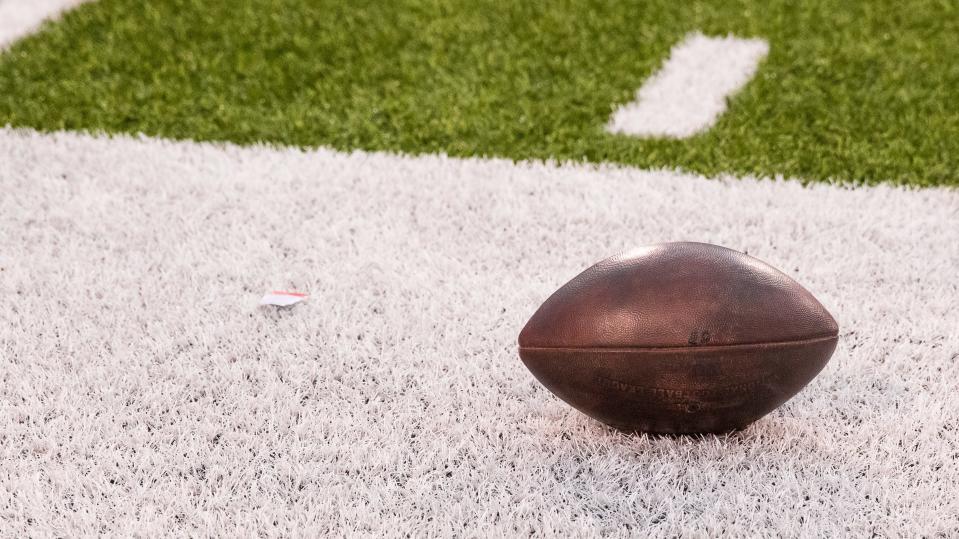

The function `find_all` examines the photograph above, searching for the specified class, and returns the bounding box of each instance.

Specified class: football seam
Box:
[518,334,838,353]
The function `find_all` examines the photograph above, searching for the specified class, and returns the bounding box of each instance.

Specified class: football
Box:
[518,242,839,434]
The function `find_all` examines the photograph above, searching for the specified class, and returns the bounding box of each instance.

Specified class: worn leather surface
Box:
[519,242,838,349]
[520,337,838,433]
[518,242,840,433]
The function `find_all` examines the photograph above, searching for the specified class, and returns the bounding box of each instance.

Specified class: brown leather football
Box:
[518,242,839,434]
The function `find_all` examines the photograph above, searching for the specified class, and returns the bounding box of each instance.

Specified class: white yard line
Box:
[0,0,90,48]
[608,32,769,138]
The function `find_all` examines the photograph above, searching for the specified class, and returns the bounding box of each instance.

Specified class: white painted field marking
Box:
[3,127,959,536]
[0,0,91,49]
[607,32,769,138]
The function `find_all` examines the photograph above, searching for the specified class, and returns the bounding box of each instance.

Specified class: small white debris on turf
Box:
[608,32,769,138]
[1,128,958,536]
[260,290,309,307]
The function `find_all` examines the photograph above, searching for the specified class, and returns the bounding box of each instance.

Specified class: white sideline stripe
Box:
[608,32,769,138]
[2,127,958,536]
[0,0,90,49]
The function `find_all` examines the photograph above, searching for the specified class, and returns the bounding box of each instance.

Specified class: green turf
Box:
[1,0,958,186]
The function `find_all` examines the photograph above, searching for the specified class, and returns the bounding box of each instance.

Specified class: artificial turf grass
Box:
[1,0,958,187]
